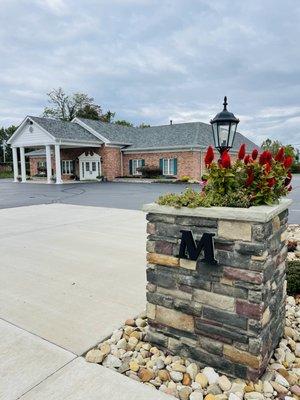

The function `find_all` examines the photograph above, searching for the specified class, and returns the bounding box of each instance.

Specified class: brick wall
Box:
[101,146,122,180]
[123,151,202,180]
[144,204,289,380]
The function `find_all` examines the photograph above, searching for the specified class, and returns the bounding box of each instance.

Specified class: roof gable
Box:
[8,117,56,146]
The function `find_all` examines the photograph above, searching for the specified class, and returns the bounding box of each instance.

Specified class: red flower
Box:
[220,150,231,168]
[251,149,258,160]
[275,147,285,162]
[284,171,292,186]
[204,146,214,166]
[244,155,251,164]
[283,156,293,169]
[238,144,246,160]
[245,169,254,186]
[265,162,271,174]
[288,185,292,192]
[259,150,272,165]
[267,178,276,187]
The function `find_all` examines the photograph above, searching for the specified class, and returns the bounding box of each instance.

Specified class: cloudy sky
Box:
[0,0,299,146]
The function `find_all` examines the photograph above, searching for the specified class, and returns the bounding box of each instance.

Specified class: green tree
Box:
[100,110,115,123]
[0,125,17,162]
[114,120,133,127]
[76,104,102,120]
[138,123,150,128]
[43,87,104,121]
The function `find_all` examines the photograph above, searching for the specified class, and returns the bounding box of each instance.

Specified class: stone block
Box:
[212,282,248,300]
[223,267,263,284]
[218,221,252,241]
[157,286,192,301]
[198,336,223,356]
[180,258,197,270]
[193,289,235,312]
[155,240,174,255]
[147,222,156,235]
[236,300,264,320]
[223,345,262,368]
[156,305,195,333]
[202,306,247,330]
[147,252,179,267]
[146,303,156,319]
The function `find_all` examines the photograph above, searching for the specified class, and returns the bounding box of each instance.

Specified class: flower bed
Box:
[85,297,300,400]
[158,145,293,208]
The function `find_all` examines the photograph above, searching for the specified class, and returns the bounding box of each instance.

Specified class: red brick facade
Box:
[123,150,203,180]
[28,146,206,181]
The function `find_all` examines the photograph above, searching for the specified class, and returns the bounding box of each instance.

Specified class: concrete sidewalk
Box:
[0,204,169,399]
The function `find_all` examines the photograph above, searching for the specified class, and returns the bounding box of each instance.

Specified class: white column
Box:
[20,147,26,183]
[12,147,19,182]
[55,144,62,184]
[46,145,52,184]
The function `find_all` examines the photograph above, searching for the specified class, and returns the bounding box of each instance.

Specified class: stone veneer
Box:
[143,199,292,380]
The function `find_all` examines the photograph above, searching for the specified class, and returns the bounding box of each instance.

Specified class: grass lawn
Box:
[0,171,13,179]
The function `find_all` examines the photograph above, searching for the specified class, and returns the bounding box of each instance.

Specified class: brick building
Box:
[8,116,258,183]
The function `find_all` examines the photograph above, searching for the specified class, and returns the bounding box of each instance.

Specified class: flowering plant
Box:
[202,144,293,206]
[157,144,293,208]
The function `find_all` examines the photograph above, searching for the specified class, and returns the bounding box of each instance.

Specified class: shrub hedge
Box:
[286,260,300,295]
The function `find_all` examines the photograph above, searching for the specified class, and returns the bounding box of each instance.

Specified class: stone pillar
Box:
[12,147,19,182]
[46,145,52,184]
[20,147,26,182]
[143,199,291,380]
[54,144,62,184]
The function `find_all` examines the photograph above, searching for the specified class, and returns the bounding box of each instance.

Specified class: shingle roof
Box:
[29,116,102,143]
[76,118,136,143]
[25,149,48,156]
[78,118,259,152]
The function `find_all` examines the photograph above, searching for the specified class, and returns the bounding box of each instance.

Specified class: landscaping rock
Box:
[218,375,231,391]
[85,349,104,364]
[86,294,300,400]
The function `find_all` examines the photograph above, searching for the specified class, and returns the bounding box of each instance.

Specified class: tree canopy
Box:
[43,87,113,122]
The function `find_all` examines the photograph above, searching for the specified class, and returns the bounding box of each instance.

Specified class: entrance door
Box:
[83,161,99,180]
[78,152,101,181]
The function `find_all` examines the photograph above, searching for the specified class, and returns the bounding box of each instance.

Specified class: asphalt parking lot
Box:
[0,178,299,223]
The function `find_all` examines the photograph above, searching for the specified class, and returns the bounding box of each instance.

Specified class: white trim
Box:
[8,116,56,145]
[20,147,26,182]
[162,158,176,176]
[73,118,109,144]
[78,151,101,180]
[46,145,52,184]
[55,144,62,184]
[61,160,74,175]
[122,148,202,154]
[12,147,19,182]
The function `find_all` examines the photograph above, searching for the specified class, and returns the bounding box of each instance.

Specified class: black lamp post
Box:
[210,96,239,154]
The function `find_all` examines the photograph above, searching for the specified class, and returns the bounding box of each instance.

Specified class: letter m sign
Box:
[179,230,217,265]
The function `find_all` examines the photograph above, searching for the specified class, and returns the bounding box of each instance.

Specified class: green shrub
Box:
[178,175,191,182]
[138,166,162,178]
[286,260,300,295]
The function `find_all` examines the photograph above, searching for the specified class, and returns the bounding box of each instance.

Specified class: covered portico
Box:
[8,116,103,184]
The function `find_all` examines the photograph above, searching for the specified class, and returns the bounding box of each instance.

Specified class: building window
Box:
[132,159,143,175]
[129,159,145,175]
[37,161,46,168]
[62,160,74,175]
[161,158,177,176]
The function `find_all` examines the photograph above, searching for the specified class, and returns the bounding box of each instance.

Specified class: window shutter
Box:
[159,159,164,174]
[72,160,76,174]
[142,159,145,167]
[129,160,133,175]
[61,161,64,174]
[173,158,178,175]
